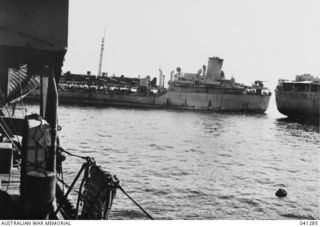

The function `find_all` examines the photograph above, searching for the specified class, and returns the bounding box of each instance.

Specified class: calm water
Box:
[26,100,320,220]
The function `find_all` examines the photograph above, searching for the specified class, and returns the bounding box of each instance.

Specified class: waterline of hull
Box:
[28,90,271,113]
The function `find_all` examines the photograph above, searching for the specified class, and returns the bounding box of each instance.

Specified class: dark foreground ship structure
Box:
[275,74,320,120]
[30,57,272,113]
[0,0,148,220]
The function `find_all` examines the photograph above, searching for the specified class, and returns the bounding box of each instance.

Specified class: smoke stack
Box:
[205,57,224,81]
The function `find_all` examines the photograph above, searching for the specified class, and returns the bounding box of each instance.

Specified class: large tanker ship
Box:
[275,74,320,119]
[24,23,271,113]
[29,57,271,113]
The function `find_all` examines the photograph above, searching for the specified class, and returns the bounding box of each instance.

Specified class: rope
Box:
[117,185,154,220]
[17,65,26,118]
[8,84,38,105]
[75,166,89,219]
[61,167,65,194]
[57,177,80,194]
[59,147,91,161]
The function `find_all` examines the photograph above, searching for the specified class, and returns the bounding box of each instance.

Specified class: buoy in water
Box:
[275,188,287,197]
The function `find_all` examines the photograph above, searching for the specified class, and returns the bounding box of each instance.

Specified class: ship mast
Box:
[97,26,106,77]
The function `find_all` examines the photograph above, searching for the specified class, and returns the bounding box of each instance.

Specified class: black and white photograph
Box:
[0,0,319,225]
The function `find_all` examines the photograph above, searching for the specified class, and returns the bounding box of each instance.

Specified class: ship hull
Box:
[29,89,270,113]
[275,90,320,118]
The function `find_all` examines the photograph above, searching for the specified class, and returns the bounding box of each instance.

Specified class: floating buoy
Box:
[275,188,287,197]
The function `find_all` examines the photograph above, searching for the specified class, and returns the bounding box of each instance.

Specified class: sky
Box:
[63,0,320,88]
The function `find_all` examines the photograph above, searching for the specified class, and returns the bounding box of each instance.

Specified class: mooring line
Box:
[117,185,154,220]
[59,147,90,161]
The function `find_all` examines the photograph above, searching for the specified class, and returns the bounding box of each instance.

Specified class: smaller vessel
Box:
[275,74,320,119]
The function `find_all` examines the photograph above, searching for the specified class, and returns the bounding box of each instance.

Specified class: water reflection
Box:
[276,117,319,133]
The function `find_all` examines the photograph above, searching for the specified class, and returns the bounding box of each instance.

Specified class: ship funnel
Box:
[205,57,224,81]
